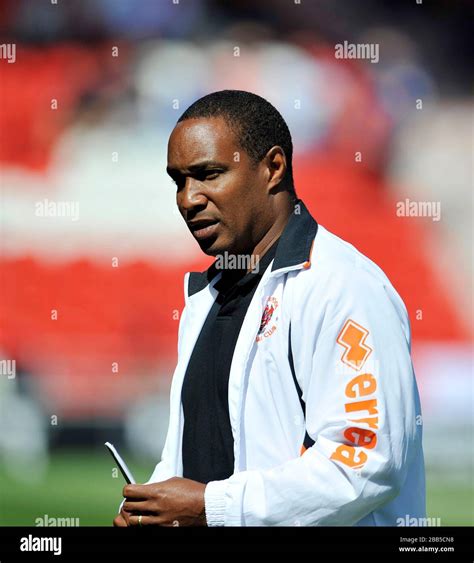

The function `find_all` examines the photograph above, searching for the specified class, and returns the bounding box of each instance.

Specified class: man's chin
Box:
[197,236,232,257]
[196,237,221,257]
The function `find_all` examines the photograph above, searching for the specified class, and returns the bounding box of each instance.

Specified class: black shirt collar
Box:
[213,237,280,295]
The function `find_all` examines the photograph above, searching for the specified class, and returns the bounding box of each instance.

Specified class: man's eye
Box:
[197,170,221,181]
[172,177,185,190]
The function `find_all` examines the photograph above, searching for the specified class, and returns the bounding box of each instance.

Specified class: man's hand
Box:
[113,512,128,527]
[121,477,207,527]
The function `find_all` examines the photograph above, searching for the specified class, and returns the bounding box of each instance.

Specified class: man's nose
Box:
[179,177,207,214]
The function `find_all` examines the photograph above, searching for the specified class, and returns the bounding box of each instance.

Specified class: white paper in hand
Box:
[104,442,136,484]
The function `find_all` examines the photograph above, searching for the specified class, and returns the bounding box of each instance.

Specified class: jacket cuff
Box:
[204,480,228,526]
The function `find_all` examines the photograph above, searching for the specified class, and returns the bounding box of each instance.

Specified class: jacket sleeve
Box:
[204,268,422,526]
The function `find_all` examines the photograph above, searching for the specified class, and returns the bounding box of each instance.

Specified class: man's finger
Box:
[122,484,151,499]
[120,508,132,526]
[113,514,127,527]
[128,514,161,527]
[122,500,153,514]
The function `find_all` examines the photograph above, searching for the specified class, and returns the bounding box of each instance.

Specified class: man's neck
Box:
[246,202,294,273]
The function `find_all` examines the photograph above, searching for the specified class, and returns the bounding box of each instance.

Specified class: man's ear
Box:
[265,146,287,191]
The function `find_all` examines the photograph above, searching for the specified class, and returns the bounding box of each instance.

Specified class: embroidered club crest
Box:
[257,296,279,340]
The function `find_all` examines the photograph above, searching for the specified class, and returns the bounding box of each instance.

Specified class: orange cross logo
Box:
[336,319,372,371]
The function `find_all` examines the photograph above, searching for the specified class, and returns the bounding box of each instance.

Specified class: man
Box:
[114,90,425,527]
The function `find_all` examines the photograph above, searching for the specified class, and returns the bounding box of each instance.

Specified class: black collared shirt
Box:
[181,239,280,484]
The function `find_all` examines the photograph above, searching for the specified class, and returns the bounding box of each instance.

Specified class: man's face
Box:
[167,117,269,256]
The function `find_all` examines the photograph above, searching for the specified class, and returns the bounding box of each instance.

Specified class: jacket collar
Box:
[188,199,318,297]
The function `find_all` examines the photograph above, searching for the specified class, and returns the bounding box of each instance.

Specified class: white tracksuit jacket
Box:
[145,200,426,526]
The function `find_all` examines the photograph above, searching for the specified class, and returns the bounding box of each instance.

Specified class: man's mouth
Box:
[188,219,220,240]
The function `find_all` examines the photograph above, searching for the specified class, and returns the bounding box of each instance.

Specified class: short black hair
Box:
[177,90,295,194]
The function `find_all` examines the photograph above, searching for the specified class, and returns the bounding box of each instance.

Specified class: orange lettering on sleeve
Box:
[344,427,377,449]
[345,373,377,398]
[345,399,378,416]
[348,417,379,430]
[330,445,367,468]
